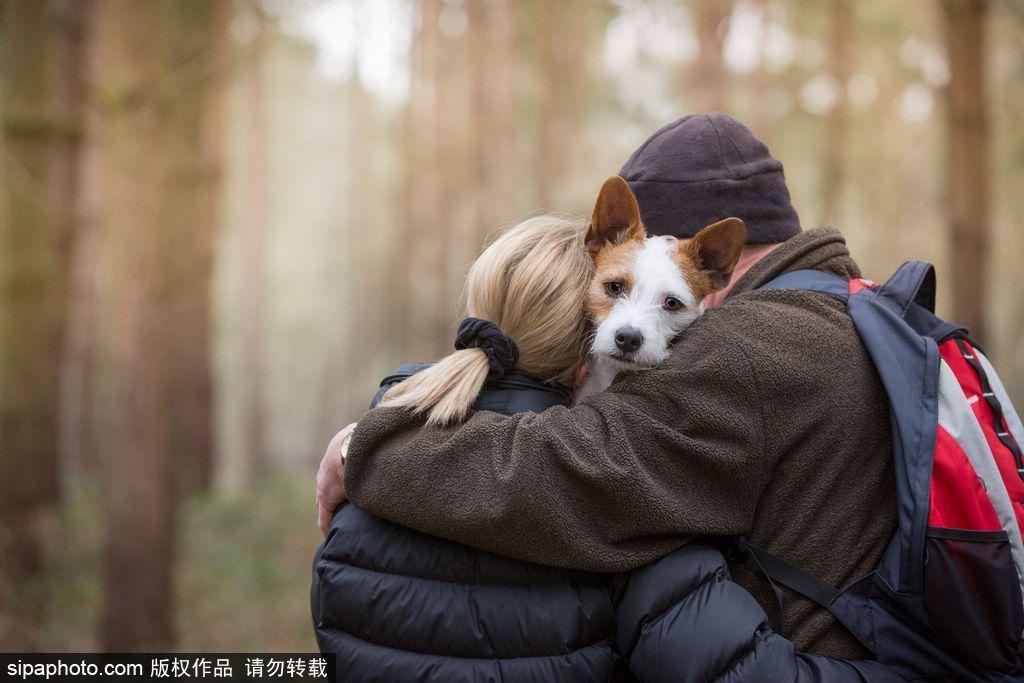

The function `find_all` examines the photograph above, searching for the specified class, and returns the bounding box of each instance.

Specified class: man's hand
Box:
[316,423,356,536]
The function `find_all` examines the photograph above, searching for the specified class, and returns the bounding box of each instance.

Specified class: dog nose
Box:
[614,326,643,354]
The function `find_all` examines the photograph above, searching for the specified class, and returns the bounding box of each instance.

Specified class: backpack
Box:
[745,261,1024,682]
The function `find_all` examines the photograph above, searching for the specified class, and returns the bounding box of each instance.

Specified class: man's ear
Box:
[684,218,747,289]
[586,176,646,256]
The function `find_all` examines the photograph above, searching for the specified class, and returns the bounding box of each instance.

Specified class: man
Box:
[316,113,897,659]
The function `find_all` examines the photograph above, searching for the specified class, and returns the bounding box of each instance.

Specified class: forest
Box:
[1,0,1022,653]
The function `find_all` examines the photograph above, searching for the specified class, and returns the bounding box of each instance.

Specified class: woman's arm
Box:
[616,542,907,683]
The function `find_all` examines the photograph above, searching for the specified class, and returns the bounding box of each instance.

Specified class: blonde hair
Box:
[379,215,592,425]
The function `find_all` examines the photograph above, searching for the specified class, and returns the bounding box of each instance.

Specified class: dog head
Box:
[585,176,746,367]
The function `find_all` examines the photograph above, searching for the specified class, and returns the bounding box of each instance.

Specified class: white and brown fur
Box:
[577,177,747,399]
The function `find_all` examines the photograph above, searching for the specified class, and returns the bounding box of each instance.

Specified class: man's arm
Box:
[344,315,773,572]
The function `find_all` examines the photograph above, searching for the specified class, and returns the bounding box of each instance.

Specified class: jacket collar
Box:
[726,227,862,299]
[472,372,573,414]
[379,363,572,414]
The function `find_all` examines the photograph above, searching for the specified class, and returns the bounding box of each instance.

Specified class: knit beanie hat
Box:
[619,113,801,244]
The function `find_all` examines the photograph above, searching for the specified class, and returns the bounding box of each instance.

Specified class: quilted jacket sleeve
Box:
[615,542,908,683]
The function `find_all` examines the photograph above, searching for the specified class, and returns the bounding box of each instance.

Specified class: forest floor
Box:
[35,475,322,651]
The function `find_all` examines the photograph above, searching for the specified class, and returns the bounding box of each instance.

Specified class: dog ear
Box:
[684,218,747,289]
[586,176,645,255]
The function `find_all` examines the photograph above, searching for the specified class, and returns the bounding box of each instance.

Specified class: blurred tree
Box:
[535,0,586,208]
[943,0,991,343]
[691,0,734,112]
[237,4,271,485]
[401,0,448,360]
[0,0,88,648]
[59,122,99,476]
[464,0,490,254]
[468,0,517,245]
[747,0,774,144]
[436,1,472,325]
[325,74,382,429]
[165,0,231,498]
[822,0,852,225]
[90,0,180,650]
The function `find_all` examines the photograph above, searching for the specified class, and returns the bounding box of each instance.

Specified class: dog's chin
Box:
[601,353,651,371]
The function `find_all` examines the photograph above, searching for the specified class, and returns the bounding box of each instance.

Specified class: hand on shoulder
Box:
[316,422,356,536]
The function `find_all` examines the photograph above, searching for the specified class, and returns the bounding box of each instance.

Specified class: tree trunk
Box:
[468,0,516,246]
[437,2,473,327]
[90,0,177,651]
[821,0,852,226]
[164,0,230,498]
[237,6,270,483]
[0,0,87,648]
[943,0,990,343]
[747,0,772,144]
[394,14,418,355]
[402,0,447,360]
[535,0,585,208]
[690,0,733,113]
[213,2,269,495]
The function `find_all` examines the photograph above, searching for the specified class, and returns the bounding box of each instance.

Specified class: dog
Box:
[577,176,747,399]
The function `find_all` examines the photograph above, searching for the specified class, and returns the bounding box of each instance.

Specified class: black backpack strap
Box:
[877,261,936,315]
[736,537,787,635]
[760,263,938,320]
[741,540,877,654]
[744,541,841,610]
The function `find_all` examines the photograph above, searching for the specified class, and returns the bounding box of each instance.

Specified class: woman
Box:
[311,215,904,682]
[313,216,624,681]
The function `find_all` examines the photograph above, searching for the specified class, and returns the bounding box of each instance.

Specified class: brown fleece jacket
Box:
[345,227,897,659]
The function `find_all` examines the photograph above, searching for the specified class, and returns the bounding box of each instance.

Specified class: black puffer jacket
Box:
[312,365,906,682]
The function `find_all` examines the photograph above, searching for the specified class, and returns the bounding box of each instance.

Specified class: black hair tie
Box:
[454,317,519,379]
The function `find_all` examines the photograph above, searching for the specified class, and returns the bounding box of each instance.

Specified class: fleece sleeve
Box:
[344,318,773,572]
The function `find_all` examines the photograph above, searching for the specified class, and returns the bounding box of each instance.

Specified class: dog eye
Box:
[663,296,683,311]
[604,281,625,298]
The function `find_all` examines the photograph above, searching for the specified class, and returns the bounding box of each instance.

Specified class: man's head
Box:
[618,112,801,244]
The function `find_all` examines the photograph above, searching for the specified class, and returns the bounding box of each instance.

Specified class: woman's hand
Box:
[316,423,356,536]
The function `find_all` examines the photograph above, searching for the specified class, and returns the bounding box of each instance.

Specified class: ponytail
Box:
[379,349,490,426]
[380,317,519,426]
